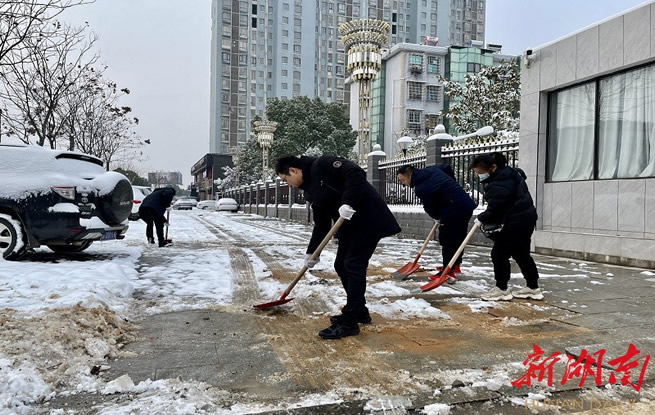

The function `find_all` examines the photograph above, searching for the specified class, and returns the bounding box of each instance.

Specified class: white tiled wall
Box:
[522,4,655,264]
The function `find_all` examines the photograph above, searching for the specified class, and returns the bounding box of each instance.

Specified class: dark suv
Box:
[0,144,132,259]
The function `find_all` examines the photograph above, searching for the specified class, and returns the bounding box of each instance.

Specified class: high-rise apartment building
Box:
[209,0,486,155]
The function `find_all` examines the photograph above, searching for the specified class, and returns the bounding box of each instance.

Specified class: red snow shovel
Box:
[391,220,439,280]
[254,216,345,310]
[412,222,480,293]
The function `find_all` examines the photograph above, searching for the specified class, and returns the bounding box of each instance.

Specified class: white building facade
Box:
[520,2,655,267]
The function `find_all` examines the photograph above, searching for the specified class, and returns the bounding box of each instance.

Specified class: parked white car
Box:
[197,200,217,210]
[217,197,239,212]
[172,197,197,210]
[130,186,153,220]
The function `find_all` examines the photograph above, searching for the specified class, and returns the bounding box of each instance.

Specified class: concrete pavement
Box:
[39,212,655,414]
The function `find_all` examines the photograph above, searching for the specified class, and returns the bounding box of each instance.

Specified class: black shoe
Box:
[318,323,359,340]
[147,237,155,244]
[158,240,172,247]
[330,313,372,325]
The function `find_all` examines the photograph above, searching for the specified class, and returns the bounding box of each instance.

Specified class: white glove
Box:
[304,254,320,268]
[474,218,482,226]
[338,204,356,220]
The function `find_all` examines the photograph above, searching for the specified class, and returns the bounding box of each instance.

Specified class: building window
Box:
[283,16,289,24]
[282,69,288,76]
[282,43,289,50]
[549,65,655,181]
[293,71,301,80]
[282,83,288,89]
[426,85,440,102]
[467,62,481,73]
[282,29,289,37]
[425,114,439,133]
[282,56,288,64]
[408,82,423,100]
[293,57,301,66]
[222,26,231,37]
[409,54,423,73]
[427,56,440,73]
[548,82,596,181]
[407,110,422,128]
[293,44,301,53]
[222,52,230,63]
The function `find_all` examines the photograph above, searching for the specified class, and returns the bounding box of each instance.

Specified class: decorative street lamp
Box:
[397,135,413,157]
[339,19,390,161]
[254,120,278,181]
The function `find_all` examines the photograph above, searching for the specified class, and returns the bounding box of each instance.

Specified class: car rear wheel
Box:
[0,215,27,260]
[47,241,93,253]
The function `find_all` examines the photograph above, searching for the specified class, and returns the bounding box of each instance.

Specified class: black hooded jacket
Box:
[298,156,401,253]
[139,188,175,219]
[411,165,476,222]
[477,166,537,230]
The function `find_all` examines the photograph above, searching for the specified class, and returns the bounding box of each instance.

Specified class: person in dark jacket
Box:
[471,152,542,301]
[139,187,176,247]
[397,164,476,281]
[275,155,402,340]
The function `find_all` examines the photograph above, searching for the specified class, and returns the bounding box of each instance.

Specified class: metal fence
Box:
[441,135,520,207]
[224,135,519,209]
[378,154,427,205]
[280,183,289,204]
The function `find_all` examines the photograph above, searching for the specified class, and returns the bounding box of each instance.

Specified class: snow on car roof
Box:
[0,145,115,199]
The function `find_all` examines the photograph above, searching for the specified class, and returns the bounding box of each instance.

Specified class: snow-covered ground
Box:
[1,209,651,414]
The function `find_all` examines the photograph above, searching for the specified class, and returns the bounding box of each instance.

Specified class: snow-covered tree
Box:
[441,61,520,134]
[214,166,237,192]
[235,96,357,184]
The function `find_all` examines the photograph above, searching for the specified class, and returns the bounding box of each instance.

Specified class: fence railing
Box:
[377,154,427,205]
[441,135,520,207]
[222,134,519,210]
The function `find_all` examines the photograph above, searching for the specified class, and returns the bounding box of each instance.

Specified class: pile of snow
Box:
[449,297,500,313]
[422,403,451,415]
[0,246,139,315]
[0,305,136,414]
[369,298,451,320]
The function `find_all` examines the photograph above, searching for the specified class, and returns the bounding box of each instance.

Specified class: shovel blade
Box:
[391,262,421,280]
[253,296,294,310]
[417,274,449,293]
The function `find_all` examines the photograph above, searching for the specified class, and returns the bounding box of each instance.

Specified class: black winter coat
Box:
[411,165,476,222]
[139,188,175,218]
[477,166,537,231]
[298,156,401,253]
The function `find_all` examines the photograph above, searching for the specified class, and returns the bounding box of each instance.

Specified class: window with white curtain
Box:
[548,64,655,181]
[598,65,655,179]
[547,82,595,181]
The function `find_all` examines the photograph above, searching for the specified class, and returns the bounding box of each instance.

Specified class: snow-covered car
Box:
[217,197,239,212]
[0,144,132,259]
[172,197,197,210]
[197,200,217,210]
[130,185,153,220]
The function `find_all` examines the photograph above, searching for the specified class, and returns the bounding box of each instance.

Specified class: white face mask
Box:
[477,172,490,181]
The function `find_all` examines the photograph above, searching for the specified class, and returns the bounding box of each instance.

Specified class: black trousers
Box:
[490,227,539,290]
[333,234,381,326]
[139,207,165,243]
[438,214,472,268]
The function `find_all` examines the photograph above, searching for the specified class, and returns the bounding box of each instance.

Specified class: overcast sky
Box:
[60,0,651,185]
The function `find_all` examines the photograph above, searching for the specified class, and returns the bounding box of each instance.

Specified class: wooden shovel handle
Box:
[416,220,439,257]
[445,222,480,270]
[165,208,170,240]
[283,216,346,296]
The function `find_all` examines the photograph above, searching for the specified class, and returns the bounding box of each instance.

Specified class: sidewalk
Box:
[39,212,655,414]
